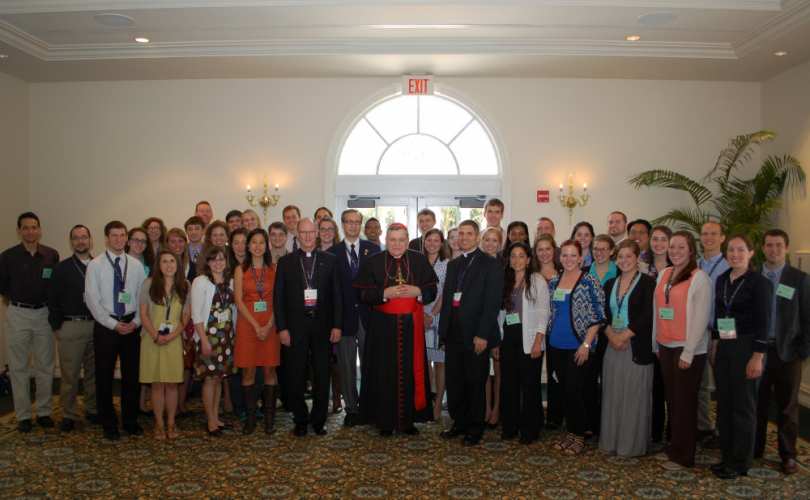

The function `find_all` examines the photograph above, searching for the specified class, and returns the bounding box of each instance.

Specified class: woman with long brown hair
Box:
[165,227,194,415]
[142,217,167,273]
[139,251,190,439]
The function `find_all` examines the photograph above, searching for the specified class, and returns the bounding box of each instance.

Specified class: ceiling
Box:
[0,0,809,81]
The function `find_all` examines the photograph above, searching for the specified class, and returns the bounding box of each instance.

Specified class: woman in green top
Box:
[139,250,190,440]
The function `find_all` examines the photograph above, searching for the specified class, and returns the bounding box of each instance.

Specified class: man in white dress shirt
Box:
[85,220,146,441]
[283,205,301,253]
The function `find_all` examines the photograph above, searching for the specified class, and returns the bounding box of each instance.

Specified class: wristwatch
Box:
[582,342,591,349]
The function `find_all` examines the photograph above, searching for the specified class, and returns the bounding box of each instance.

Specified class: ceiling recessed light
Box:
[626,35,641,41]
[94,13,135,27]
[774,51,788,57]
[134,37,150,44]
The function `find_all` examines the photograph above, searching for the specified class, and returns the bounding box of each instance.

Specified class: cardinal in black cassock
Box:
[353,223,438,436]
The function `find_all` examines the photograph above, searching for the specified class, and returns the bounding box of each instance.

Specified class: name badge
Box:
[717,317,737,340]
[304,288,318,307]
[776,284,796,300]
[612,317,627,331]
[452,292,462,307]
[158,323,173,336]
[118,291,132,305]
[553,289,570,302]
[41,268,53,279]
[658,307,674,320]
[253,300,268,313]
[505,312,520,326]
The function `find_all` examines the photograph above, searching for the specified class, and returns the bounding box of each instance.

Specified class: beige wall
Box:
[0,71,30,369]
[27,77,761,257]
[762,58,810,404]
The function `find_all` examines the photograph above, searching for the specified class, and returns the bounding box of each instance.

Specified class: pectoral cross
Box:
[394,266,407,286]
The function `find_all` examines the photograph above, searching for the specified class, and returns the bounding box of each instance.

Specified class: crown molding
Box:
[0,0,785,15]
[26,38,734,61]
[734,0,810,57]
[0,19,49,58]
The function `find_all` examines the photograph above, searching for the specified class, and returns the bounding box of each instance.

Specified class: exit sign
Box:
[537,189,550,203]
[403,75,433,95]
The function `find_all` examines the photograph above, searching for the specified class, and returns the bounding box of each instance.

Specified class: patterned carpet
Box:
[1,398,810,499]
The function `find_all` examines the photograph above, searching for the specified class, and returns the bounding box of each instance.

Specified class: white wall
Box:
[762,58,810,405]
[0,71,30,368]
[28,77,761,258]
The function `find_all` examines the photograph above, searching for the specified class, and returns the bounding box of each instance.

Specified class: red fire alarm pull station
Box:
[537,190,550,203]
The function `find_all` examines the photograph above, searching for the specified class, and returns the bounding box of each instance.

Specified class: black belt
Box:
[109,313,136,323]
[303,309,317,318]
[65,315,92,321]
[10,301,47,309]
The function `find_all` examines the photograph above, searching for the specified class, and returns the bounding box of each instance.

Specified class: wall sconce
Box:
[246,179,281,224]
[558,174,590,224]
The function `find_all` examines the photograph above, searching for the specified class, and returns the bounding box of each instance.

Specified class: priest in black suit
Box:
[274,218,342,437]
[438,219,504,445]
[355,223,438,436]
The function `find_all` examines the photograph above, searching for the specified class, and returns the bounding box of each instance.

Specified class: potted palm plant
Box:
[629,130,805,260]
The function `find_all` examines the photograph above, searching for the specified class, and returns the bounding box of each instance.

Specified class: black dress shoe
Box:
[206,428,223,437]
[545,422,560,431]
[60,418,76,432]
[293,424,308,437]
[440,427,465,439]
[17,419,33,433]
[402,426,419,435]
[379,429,393,437]
[343,413,358,427]
[462,434,482,446]
[37,416,55,428]
[103,428,121,441]
[123,424,144,436]
[519,435,535,445]
[501,431,517,441]
[86,413,100,425]
[713,466,744,480]
[313,426,327,436]
[782,458,799,475]
[710,462,726,473]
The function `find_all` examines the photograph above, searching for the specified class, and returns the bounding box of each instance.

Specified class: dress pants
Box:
[284,317,330,429]
[659,345,706,467]
[715,336,759,472]
[547,346,589,436]
[57,319,96,420]
[545,336,564,427]
[336,321,365,415]
[755,345,802,461]
[445,340,490,438]
[651,356,669,442]
[5,305,54,421]
[697,361,716,432]
[94,319,140,431]
[584,333,607,435]
[500,326,543,440]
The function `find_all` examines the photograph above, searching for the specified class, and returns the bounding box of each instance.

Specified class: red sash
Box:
[376,297,427,411]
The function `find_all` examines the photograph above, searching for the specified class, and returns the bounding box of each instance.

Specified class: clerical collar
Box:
[298,248,315,258]
[461,248,478,258]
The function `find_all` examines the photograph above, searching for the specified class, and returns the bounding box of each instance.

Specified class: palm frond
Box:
[629,170,713,206]
[651,208,711,234]
[706,130,775,182]
[754,154,806,201]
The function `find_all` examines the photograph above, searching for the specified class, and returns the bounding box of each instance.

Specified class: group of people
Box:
[1,198,808,480]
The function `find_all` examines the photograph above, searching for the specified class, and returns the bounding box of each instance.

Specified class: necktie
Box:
[350,243,359,278]
[767,271,776,282]
[292,237,298,252]
[113,256,125,317]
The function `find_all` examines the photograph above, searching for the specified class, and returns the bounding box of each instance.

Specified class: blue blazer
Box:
[328,239,381,336]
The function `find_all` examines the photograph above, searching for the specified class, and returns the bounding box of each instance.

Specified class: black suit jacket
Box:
[327,239,380,336]
[601,274,656,365]
[438,249,504,349]
[273,249,342,336]
[408,237,423,253]
[765,265,810,362]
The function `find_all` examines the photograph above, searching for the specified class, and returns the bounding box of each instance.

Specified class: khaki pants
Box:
[57,319,96,420]
[5,305,54,421]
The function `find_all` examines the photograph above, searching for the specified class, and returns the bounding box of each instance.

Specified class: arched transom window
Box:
[338,93,499,176]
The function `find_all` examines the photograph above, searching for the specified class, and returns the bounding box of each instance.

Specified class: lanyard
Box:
[702,256,722,278]
[105,251,128,291]
[722,275,746,315]
[300,253,318,289]
[251,265,267,300]
[664,268,676,305]
[164,292,174,321]
[456,253,477,291]
[71,254,89,279]
[616,271,640,312]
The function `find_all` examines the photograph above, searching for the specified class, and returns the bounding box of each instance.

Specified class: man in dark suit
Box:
[274,218,342,437]
[438,219,504,445]
[328,209,380,427]
[408,208,436,253]
[754,229,810,475]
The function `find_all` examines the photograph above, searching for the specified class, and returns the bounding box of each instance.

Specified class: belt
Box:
[109,313,136,323]
[10,301,47,309]
[65,315,93,321]
[303,309,316,318]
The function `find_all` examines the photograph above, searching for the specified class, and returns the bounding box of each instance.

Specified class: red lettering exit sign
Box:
[537,190,550,203]
[403,75,433,95]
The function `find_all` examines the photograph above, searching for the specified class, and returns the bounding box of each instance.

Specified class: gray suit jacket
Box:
[769,265,810,362]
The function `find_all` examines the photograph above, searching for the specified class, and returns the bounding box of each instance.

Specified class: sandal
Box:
[553,433,574,451]
[154,427,166,441]
[563,435,585,455]
[166,425,179,439]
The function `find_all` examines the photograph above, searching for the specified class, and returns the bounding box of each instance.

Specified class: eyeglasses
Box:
[208,256,227,262]
[343,221,362,226]
[320,227,335,233]
[299,230,317,236]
